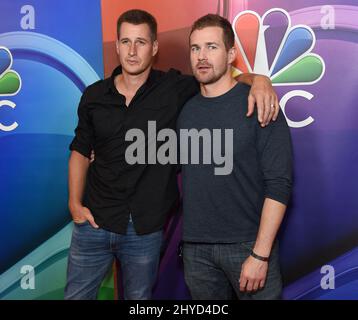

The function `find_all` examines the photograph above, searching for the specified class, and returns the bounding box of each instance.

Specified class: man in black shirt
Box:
[178,14,292,300]
[65,9,281,300]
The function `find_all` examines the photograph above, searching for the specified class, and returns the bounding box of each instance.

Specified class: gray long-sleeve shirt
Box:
[177,82,293,243]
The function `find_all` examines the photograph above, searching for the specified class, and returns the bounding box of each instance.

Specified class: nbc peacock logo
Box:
[232,8,325,86]
[0,46,21,96]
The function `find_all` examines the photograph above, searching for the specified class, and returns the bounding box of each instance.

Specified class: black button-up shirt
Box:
[69,66,198,234]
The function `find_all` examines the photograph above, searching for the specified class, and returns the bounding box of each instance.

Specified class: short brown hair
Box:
[190,14,235,51]
[117,9,157,41]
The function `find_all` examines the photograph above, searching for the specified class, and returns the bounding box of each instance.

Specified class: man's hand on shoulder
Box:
[237,73,280,127]
[247,74,279,127]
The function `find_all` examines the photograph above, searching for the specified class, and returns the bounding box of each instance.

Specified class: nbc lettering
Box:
[232,9,325,128]
[0,47,22,132]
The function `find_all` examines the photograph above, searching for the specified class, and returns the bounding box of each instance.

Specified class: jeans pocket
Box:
[73,220,89,227]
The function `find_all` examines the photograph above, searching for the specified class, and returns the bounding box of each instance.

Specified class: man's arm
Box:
[239,109,293,293]
[236,73,280,127]
[68,151,98,228]
[68,87,98,228]
[239,199,286,292]
[253,199,286,259]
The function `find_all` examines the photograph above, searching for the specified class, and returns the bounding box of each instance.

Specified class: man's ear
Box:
[152,40,159,57]
[116,39,120,56]
[228,46,237,65]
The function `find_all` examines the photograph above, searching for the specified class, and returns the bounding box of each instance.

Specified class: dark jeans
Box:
[64,218,163,300]
[183,240,282,300]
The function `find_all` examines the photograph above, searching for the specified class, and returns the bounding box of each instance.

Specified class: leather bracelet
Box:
[250,250,269,262]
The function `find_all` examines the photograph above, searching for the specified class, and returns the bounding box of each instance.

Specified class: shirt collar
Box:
[106,65,159,95]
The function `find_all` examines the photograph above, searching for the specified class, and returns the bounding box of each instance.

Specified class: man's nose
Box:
[129,43,137,56]
[198,48,207,61]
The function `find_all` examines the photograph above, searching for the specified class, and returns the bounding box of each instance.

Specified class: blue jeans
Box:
[183,240,282,300]
[64,219,163,300]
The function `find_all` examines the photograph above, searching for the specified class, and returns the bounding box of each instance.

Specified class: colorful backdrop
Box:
[0,0,357,300]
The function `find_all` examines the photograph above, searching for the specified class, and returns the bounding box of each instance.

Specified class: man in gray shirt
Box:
[177,14,293,300]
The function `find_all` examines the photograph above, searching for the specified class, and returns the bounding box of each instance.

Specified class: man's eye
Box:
[191,47,199,52]
[121,40,129,44]
[208,45,217,50]
[137,40,146,45]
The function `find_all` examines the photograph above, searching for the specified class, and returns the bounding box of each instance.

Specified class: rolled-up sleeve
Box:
[69,89,94,159]
[257,110,293,205]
